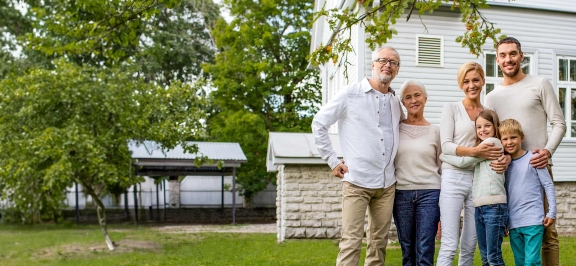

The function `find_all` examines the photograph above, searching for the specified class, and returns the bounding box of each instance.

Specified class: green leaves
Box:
[456,2,506,56]
[204,0,321,204]
[310,0,512,74]
[0,59,207,222]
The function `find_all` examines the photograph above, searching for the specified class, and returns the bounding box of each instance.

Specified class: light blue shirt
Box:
[505,151,557,229]
[312,78,404,189]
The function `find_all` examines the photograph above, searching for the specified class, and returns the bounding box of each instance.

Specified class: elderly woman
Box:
[393,80,441,266]
[436,62,506,266]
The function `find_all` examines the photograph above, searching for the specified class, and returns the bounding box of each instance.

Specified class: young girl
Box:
[440,110,508,266]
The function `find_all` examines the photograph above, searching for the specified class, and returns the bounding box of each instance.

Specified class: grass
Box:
[0,224,575,265]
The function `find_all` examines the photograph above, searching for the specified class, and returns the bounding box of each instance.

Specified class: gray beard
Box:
[377,73,392,84]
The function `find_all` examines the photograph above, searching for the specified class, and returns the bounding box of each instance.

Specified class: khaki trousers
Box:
[336,181,395,266]
[543,166,559,266]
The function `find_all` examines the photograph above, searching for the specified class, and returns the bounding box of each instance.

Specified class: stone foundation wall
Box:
[275,164,398,242]
[275,164,576,242]
[276,165,343,241]
[553,182,576,235]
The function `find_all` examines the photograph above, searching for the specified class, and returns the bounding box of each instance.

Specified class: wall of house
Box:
[276,164,342,242]
[316,1,576,182]
[274,163,576,242]
[275,164,399,242]
[487,0,576,13]
[361,6,576,181]
[550,182,576,234]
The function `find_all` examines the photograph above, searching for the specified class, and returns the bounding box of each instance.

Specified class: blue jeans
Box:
[393,189,440,266]
[475,204,508,266]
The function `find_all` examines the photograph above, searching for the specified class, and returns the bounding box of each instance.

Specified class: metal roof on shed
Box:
[129,141,247,161]
[266,132,342,172]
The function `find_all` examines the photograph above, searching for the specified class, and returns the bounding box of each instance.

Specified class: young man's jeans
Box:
[337,181,396,266]
[475,204,508,266]
[392,189,440,266]
[510,225,545,266]
[437,169,476,266]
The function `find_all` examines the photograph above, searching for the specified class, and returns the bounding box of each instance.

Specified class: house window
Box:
[484,52,533,94]
[416,35,443,67]
[558,57,576,138]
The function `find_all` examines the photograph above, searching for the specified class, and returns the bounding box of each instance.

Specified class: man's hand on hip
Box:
[333,162,349,178]
[530,149,550,169]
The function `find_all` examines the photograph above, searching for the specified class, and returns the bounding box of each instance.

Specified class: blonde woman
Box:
[436,62,507,266]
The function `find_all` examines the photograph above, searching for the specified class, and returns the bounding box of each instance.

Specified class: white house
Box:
[268,0,576,241]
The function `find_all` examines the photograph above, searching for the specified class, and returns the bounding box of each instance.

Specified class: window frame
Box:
[557,56,576,139]
[483,51,535,98]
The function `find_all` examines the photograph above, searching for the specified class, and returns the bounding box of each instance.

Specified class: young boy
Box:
[500,119,557,266]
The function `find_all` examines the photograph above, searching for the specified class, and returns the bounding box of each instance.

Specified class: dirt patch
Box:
[33,239,161,258]
[155,223,276,234]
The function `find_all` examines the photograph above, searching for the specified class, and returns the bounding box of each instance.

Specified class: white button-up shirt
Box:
[312,78,404,189]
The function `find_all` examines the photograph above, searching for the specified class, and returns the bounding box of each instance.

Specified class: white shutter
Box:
[416,35,444,67]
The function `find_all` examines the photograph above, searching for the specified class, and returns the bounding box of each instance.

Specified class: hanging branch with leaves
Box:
[310,0,510,76]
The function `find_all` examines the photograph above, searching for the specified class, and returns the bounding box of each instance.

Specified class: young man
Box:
[485,37,566,266]
[500,119,557,266]
[312,46,404,266]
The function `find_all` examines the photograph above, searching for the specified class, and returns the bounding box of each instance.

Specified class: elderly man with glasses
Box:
[312,46,404,266]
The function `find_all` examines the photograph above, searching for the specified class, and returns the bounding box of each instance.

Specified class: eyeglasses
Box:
[373,58,400,67]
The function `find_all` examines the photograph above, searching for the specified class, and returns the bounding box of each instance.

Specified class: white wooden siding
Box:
[487,0,576,13]
[317,0,576,181]
[380,6,576,181]
[364,9,482,125]
[346,22,359,85]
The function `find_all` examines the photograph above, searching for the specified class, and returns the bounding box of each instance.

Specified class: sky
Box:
[214,0,233,23]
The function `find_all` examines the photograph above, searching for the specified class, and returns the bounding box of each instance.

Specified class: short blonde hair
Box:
[457,62,485,88]
[499,119,524,138]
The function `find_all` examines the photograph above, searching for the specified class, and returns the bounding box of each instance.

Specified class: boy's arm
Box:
[439,154,484,168]
[536,167,557,219]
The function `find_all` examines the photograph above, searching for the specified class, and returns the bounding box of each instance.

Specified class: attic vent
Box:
[416,35,443,67]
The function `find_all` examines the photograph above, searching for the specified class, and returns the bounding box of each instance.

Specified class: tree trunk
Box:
[85,187,115,251]
[243,194,254,209]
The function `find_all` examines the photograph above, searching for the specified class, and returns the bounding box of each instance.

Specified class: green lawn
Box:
[0,224,574,265]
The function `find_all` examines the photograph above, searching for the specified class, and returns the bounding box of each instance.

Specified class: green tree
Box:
[0,0,35,78]
[132,0,220,85]
[204,0,321,207]
[310,0,511,73]
[0,0,218,250]
[0,60,206,250]
[23,0,219,83]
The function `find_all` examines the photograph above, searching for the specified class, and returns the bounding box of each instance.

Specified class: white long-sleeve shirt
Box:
[485,75,566,161]
[312,78,404,189]
[440,101,477,171]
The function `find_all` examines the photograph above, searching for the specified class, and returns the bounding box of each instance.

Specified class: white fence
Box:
[64,176,277,209]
